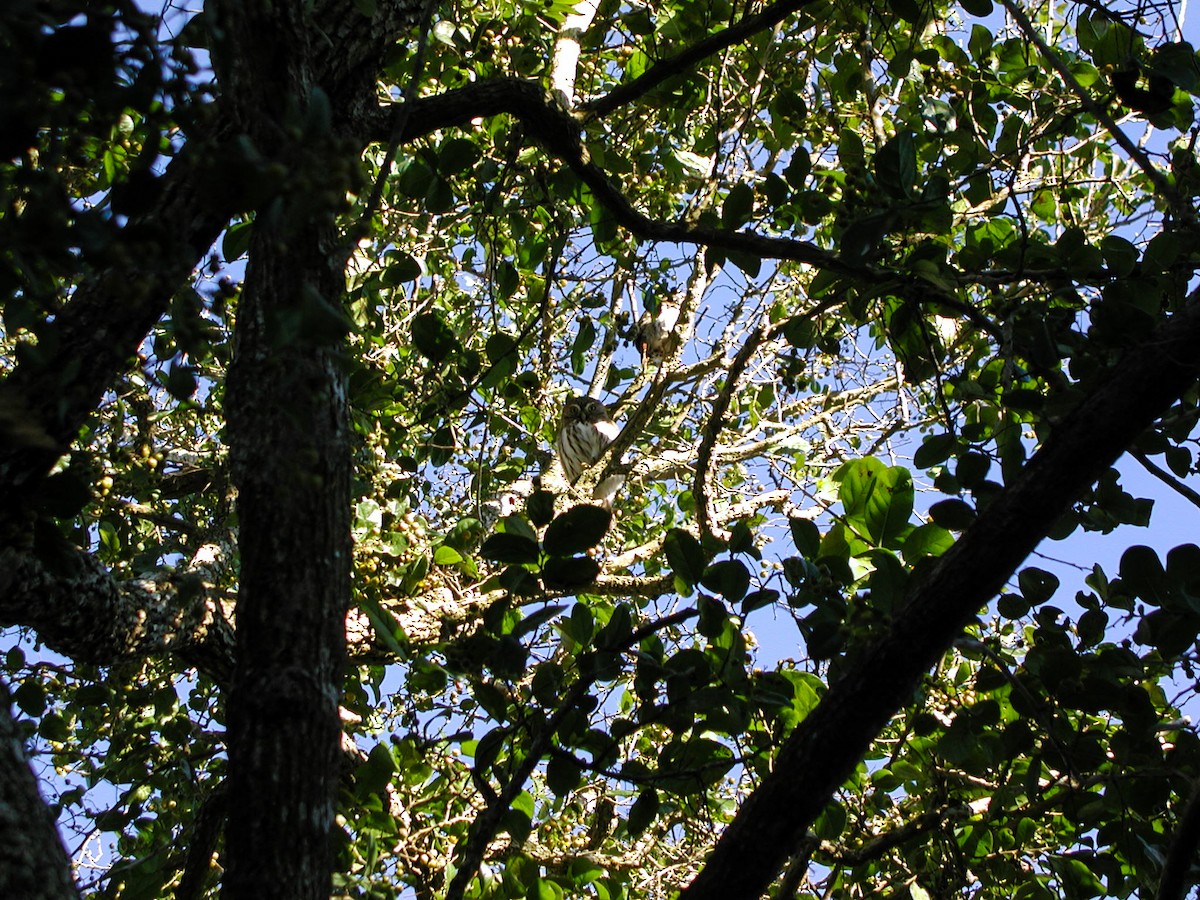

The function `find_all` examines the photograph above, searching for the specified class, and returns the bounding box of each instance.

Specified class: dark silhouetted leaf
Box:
[412,311,457,363]
[701,559,751,603]
[543,504,611,557]
[929,498,977,531]
[480,532,539,564]
[541,555,601,589]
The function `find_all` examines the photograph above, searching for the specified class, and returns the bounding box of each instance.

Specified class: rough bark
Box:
[0,545,235,682]
[220,211,352,898]
[208,2,367,893]
[0,678,79,900]
[678,297,1200,899]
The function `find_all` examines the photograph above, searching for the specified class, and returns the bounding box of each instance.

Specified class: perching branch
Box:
[359,79,858,275]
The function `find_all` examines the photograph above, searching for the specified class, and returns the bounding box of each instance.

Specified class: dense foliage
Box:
[6,0,1200,897]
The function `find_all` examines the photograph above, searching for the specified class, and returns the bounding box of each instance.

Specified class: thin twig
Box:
[1130,447,1200,510]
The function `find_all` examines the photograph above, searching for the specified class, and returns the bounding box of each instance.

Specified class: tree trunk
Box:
[0,679,79,900]
[221,210,352,897]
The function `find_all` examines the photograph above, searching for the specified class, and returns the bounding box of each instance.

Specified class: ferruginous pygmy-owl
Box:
[556,395,619,483]
[632,298,681,366]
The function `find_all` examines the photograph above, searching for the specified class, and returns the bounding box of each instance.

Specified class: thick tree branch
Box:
[680,294,1200,899]
[175,784,228,900]
[0,1,425,515]
[549,0,603,107]
[0,544,236,683]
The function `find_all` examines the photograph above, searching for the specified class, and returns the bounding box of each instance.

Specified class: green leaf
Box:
[902,524,955,561]
[545,755,582,796]
[357,595,407,656]
[595,603,633,651]
[485,331,518,365]
[722,182,755,227]
[567,603,594,645]
[1017,567,1059,604]
[789,516,821,557]
[433,545,463,565]
[929,498,976,531]
[1100,234,1139,276]
[1168,544,1200,611]
[959,0,992,16]
[526,490,556,528]
[997,593,1030,619]
[164,363,198,400]
[658,737,735,793]
[222,219,253,260]
[543,505,612,557]
[1120,544,1170,605]
[355,742,397,797]
[874,131,917,198]
[836,457,914,547]
[913,432,958,469]
[501,515,538,543]
[382,251,421,284]
[39,712,70,742]
[887,0,923,23]
[14,680,45,716]
[438,136,480,175]
[511,607,566,643]
[741,589,780,614]
[696,593,728,637]
[664,528,707,586]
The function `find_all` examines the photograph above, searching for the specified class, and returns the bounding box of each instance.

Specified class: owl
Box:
[632,298,681,366]
[556,395,619,483]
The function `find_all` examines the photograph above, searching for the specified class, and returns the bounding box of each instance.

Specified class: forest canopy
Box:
[5,0,1200,898]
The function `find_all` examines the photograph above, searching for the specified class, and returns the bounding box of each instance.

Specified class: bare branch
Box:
[997,0,1181,209]
[695,321,767,541]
